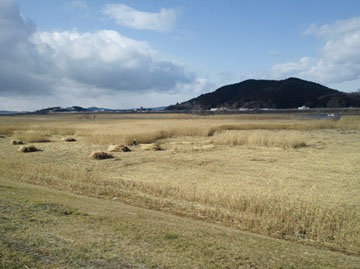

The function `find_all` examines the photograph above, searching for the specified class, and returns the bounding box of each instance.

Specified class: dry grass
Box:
[138,143,162,151]
[2,178,359,268]
[207,123,306,136]
[107,144,131,152]
[336,115,360,129]
[1,113,360,255]
[0,127,17,135]
[84,127,208,145]
[14,131,51,143]
[211,130,307,149]
[89,151,113,160]
[17,145,39,153]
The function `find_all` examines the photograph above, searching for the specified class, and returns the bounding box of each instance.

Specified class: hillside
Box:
[168,77,360,110]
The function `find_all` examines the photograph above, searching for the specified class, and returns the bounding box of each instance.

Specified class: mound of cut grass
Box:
[10,139,24,145]
[17,145,39,153]
[90,151,113,160]
[138,143,162,151]
[61,137,77,142]
[107,144,131,152]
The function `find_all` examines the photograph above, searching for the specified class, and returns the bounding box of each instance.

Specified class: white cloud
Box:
[0,0,206,110]
[303,17,360,38]
[0,0,54,96]
[103,4,180,32]
[272,17,360,85]
[32,29,196,93]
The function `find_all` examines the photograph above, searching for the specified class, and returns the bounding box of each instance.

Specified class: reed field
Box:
[1,113,360,266]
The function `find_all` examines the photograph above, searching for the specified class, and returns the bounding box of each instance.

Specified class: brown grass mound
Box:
[10,139,24,145]
[107,144,131,152]
[17,145,39,153]
[0,135,5,138]
[138,143,162,151]
[90,151,113,160]
[61,137,77,142]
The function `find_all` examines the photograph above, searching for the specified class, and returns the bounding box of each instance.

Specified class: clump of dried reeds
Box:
[61,137,77,142]
[10,139,24,145]
[107,144,131,152]
[17,145,39,153]
[89,151,113,160]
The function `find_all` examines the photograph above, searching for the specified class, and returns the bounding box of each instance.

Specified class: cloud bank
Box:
[0,0,206,110]
[272,17,360,85]
[103,4,180,32]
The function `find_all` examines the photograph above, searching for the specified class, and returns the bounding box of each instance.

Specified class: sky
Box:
[1,0,360,111]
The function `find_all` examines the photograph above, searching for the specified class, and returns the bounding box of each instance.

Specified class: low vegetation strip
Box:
[14,131,51,143]
[1,178,360,268]
[211,130,307,148]
[2,154,359,255]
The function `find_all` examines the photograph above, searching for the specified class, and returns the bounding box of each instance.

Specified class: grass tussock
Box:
[89,151,113,160]
[14,131,51,143]
[17,145,39,153]
[212,130,307,149]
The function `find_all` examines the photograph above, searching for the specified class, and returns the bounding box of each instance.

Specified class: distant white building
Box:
[298,106,310,110]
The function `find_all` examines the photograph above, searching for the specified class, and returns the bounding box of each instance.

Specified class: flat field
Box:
[1,113,360,267]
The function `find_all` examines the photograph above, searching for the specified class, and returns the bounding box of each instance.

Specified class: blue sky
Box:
[1,0,360,110]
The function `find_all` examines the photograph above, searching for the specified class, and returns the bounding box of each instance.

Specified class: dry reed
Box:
[1,113,360,254]
[14,131,51,143]
[212,130,307,149]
